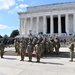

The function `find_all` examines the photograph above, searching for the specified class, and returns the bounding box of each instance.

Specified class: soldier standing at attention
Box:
[16,41,20,55]
[40,41,44,57]
[0,41,5,58]
[69,41,74,62]
[42,38,46,54]
[14,39,17,53]
[20,38,27,61]
[27,40,33,62]
[50,38,54,55]
[54,37,60,55]
[45,40,50,54]
[35,40,41,62]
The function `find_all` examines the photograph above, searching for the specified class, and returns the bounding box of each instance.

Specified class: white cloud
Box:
[0,24,14,29]
[8,4,28,13]
[8,6,23,13]
[19,4,28,8]
[18,0,24,2]
[8,10,15,14]
[0,0,16,10]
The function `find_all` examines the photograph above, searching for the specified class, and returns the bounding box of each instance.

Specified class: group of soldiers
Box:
[0,35,74,62]
[14,35,60,62]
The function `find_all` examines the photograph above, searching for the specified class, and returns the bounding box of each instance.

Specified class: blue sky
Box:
[0,0,75,36]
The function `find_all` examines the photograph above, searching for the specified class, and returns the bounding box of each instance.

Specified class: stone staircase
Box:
[59,36,75,42]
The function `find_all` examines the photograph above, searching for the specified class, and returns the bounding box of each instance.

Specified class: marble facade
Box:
[18,2,75,36]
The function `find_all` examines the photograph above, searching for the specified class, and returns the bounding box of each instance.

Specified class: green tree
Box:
[10,30,19,37]
[0,35,2,38]
[4,34,9,38]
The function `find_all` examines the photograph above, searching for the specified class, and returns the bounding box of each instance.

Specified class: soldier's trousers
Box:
[50,48,54,54]
[21,50,25,60]
[15,47,17,52]
[41,49,44,57]
[36,52,41,61]
[55,48,59,54]
[28,51,32,61]
[16,48,20,54]
[1,49,4,58]
[70,51,73,61]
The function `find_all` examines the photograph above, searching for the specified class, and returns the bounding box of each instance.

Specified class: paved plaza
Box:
[0,47,75,75]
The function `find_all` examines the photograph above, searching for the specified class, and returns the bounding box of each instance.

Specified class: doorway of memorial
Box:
[53,17,58,33]
[61,16,66,33]
[47,17,50,34]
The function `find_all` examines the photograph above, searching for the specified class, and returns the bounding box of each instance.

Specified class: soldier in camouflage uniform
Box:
[69,41,74,62]
[14,39,17,52]
[42,38,46,54]
[16,41,20,55]
[48,37,52,53]
[0,41,5,58]
[20,38,27,61]
[39,37,46,56]
[40,41,44,57]
[32,37,37,47]
[45,40,50,54]
[54,37,60,55]
[35,40,41,62]
[50,38,54,54]
[27,40,33,62]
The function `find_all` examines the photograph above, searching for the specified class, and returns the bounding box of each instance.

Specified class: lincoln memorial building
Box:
[18,2,75,36]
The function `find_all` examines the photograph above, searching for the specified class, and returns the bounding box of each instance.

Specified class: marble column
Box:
[22,18,25,35]
[50,15,53,36]
[43,16,46,34]
[24,18,27,35]
[73,14,75,34]
[30,17,33,33]
[19,18,23,35]
[65,14,69,36]
[19,18,21,35]
[36,16,39,34]
[58,15,61,36]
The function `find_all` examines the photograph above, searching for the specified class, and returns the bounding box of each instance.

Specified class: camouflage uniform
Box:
[35,41,41,62]
[27,41,33,62]
[32,37,37,47]
[69,42,74,62]
[50,39,54,54]
[46,41,50,54]
[14,40,17,53]
[20,39,27,61]
[54,38,60,55]
[16,41,20,55]
[0,41,5,58]
[42,38,46,54]
[40,41,44,57]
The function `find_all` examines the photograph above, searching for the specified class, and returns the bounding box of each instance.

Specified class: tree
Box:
[10,30,19,37]
[4,34,9,38]
[0,35,3,38]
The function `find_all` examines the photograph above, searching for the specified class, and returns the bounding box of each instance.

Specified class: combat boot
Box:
[69,60,73,62]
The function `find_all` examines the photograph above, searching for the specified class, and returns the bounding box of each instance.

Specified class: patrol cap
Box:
[22,37,24,39]
[28,42,31,45]
[36,40,40,44]
[69,41,72,44]
[20,39,23,42]
[50,38,54,41]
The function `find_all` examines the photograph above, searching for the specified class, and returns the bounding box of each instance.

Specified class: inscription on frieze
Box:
[27,2,75,12]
